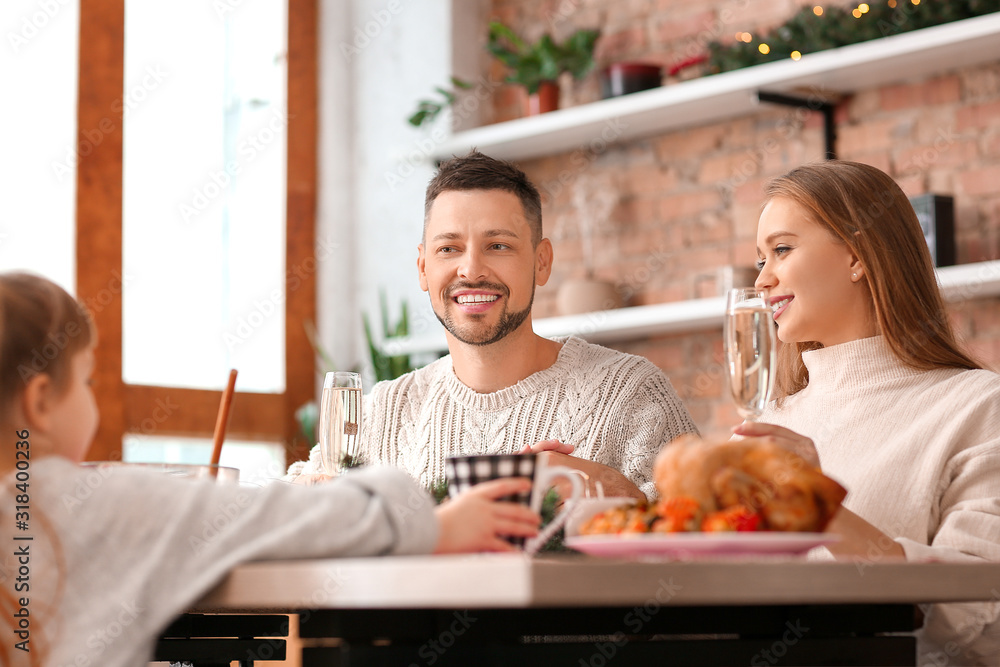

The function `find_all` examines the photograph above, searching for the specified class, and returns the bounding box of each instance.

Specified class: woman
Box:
[734,161,1000,665]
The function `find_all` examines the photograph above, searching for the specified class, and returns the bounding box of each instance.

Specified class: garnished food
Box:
[579,497,762,536]
[578,435,847,536]
[651,496,702,533]
[700,505,761,532]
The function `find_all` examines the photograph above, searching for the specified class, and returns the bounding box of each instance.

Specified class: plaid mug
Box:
[444,453,584,552]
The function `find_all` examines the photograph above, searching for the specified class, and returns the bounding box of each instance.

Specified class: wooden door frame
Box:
[76,0,317,464]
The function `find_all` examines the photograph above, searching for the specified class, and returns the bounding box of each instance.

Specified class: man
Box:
[287,150,697,499]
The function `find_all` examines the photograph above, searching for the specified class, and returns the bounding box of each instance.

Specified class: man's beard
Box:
[433,280,535,346]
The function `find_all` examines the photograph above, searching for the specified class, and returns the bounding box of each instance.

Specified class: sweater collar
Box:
[801,335,921,391]
[443,336,578,410]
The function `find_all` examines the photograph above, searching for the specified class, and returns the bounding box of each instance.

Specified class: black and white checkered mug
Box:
[444,453,584,552]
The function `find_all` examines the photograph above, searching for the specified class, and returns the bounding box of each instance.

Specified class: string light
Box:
[713,0,992,75]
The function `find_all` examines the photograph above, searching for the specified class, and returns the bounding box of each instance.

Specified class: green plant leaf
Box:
[379,290,391,338]
[406,78,474,128]
[562,29,601,79]
[363,295,414,383]
[485,21,600,95]
[433,87,456,104]
[488,19,528,55]
[362,312,389,382]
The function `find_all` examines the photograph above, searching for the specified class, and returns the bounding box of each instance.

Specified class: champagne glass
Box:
[319,371,362,476]
[724,288,776,421]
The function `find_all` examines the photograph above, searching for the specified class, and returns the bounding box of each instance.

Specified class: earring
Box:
[852,273,857,279]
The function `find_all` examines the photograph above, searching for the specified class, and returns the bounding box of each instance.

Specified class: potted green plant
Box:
[486,20,599,115]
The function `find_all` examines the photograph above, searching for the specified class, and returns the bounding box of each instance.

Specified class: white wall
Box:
[317,0,487,386]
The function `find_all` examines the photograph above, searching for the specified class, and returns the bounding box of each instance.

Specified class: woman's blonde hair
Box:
[763,161,980,399]
[0,272,95,420]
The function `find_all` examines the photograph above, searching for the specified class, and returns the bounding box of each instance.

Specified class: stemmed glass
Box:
[319,371,362,476]
[723,288,776,421]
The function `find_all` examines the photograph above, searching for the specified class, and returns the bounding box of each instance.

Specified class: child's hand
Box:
[433,478,540,553]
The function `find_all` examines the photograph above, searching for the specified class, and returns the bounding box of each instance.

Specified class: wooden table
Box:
[190,554,1000,666]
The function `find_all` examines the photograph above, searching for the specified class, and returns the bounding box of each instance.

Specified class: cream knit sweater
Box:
[760,336,1000,665]
[287,336,697,498]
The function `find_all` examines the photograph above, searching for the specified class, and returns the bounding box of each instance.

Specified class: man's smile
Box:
[447,286,506,315]
[454,293,500,304]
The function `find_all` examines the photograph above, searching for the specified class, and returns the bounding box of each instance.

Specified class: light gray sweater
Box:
[0,457,436,667]
[761,336,1000,665]
[287,336,698,499]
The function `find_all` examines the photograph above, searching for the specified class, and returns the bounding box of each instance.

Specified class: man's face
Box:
[418,189,552,346]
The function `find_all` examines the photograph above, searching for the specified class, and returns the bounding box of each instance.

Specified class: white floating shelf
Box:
[431,14,1000,162]
[386,261,1000,356]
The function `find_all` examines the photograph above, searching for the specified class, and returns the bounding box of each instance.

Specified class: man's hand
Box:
[534,451,646,501]
[433,478,541,553]
[519,439,575,455]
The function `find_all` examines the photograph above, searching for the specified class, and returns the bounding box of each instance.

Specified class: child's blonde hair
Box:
[1,273,83,666]
[0,272,95,420]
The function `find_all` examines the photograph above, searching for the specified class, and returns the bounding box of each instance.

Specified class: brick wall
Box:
[488,1,1000,439]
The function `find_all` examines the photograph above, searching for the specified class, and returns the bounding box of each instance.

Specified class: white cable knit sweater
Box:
[287,336,698,498]
[760,336,1000,665]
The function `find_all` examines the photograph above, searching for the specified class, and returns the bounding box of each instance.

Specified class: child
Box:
[0,271,539,667]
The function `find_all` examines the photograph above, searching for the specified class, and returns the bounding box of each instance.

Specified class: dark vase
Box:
[599,63,663,99]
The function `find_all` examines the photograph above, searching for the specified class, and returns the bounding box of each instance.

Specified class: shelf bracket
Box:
[756,91,837,160]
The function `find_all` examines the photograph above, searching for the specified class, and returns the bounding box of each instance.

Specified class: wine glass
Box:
[319,371,362,476]
[723,288,776,421]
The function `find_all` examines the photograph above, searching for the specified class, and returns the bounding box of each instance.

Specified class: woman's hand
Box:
[519,439,575,455]
[824,507,906,560]
[732,421,821,468]
[433,478,541,554]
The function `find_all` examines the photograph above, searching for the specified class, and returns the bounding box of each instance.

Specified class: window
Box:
[0,1,79,289]
[122,1,287,394]
[74,0,317,473]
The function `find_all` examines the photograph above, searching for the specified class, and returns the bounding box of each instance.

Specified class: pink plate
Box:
[565,533,839,559]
